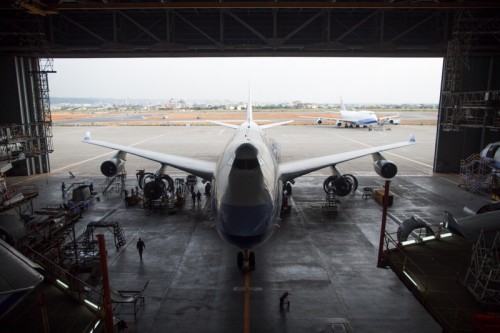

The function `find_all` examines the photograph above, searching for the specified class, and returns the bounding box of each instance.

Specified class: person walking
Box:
[279,291,290,307]
[136,238,145,260]
[191,190,196,205]
[196,190,201,204]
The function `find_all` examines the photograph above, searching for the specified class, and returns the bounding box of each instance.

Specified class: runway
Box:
[4,124,474,332]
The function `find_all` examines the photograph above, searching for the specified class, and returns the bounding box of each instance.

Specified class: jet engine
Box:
[336,120,342,127]
[138,169,174,200]
[373,160,398,179]
[100,157,125,177]
[143,180,166,200]
[323,174,358,196]
[317,118,323,125]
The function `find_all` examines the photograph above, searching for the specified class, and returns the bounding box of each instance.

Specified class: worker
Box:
[136,238,145,260]
[279,291,290,307]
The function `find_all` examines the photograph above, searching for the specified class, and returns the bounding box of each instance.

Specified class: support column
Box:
[377,179,391,268]
[97,234,114,333]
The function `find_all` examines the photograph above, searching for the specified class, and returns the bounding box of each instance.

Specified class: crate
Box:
[374,188,393,206]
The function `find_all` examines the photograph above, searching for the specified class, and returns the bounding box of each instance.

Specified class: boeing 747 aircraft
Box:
[303,99,400,128]
[83,96,415,271]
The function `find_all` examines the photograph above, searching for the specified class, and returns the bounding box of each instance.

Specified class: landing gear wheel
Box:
[237,252,244,270]
[237,250,256,271]
[248,251,256,271]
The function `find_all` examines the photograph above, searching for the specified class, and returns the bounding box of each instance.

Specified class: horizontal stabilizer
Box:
[206,120,240,129]
[260,120,294,129]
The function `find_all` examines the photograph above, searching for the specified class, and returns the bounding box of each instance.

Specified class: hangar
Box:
[1,1,500,332]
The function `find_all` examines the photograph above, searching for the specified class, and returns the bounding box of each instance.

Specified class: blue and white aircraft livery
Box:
[305,98,400,128]
[83,95,415,270]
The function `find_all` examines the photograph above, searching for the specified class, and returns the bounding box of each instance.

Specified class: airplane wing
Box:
[278,136,415,181]
[336,117,357,125]
[378,114,400,125]
[299,116,338,121]
[378,113,400,121]
[83,137,216,180]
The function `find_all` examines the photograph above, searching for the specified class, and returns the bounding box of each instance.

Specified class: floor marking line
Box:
[243,271,251,333]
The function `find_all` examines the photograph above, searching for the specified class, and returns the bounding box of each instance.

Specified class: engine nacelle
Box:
[317,118,323,125]
[100,158,125,177]
[373,160,398,179]
[143,180,165,200]
[336,120,342,127]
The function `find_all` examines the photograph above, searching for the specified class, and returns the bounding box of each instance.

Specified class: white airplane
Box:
[83,95,415,270]
[480,141,500,169]
[303,99,400,128]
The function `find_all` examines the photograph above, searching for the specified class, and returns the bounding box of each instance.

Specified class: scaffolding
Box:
[459,153,499,195]
[82,221,126,251]
[29,58,54,156]
[1,58,54,173]
[441,91,500,130]
[464,230,500,306]
[440,10,500,131]
[0,123,53,161]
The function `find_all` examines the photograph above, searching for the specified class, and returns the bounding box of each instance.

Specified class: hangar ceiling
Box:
[0,1,499,58]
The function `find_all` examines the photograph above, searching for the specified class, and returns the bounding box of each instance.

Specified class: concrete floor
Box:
[3,124,479,332]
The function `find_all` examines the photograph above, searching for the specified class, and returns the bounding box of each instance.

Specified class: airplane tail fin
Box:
[340,97,347,112]
[247,86,253,123]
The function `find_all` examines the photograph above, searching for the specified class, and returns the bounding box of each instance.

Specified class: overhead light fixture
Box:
[422,235,436,242]
[440,233,452,238]
[84,299,100,310]
[89,320,101,333]
[401,239,416,246]
[403,271,419,290]
[56,279,69,289]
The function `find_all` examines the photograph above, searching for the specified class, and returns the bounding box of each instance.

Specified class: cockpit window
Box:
[486,144,499,158]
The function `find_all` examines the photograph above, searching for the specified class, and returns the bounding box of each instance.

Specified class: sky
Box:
[49,57,443,104]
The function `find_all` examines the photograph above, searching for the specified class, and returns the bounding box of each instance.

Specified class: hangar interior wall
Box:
[0,56,53,176]
[435,55,500,173]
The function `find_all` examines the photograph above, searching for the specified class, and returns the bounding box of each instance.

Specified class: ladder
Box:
[322,189,338,216]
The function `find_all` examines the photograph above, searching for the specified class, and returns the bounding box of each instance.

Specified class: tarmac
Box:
[1,123,483,332]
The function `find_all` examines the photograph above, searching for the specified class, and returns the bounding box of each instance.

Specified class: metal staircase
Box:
[459,153,494,194]
[83,221,126,251]
[322,189,338,215]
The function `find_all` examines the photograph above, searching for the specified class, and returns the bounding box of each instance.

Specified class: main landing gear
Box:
[237,249,256,271]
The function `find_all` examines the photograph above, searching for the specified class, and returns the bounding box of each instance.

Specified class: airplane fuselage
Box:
[340,110,378,126]
[211,121,282,249]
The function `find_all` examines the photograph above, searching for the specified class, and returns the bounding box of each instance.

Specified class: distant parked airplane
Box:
[84,93,415,271]
[302,98,400,128]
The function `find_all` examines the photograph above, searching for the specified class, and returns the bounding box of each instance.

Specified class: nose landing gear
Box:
[237,249,256,271]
